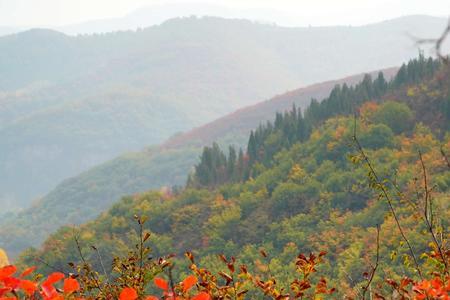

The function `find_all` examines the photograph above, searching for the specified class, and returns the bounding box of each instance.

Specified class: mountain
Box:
[0,3,296,37]
[1,15,448,214]
[0,67,398,258]
[162,69,401,149]
[0,26,22,36]
[18,59,450,298]
[57,3,291,35]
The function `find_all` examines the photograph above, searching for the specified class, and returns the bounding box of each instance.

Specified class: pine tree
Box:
[227,146,237,181]
[394,64,407,87]
[247,131,257,163]
[237,148,245,181]
[190,56,441,188]
[373,72,387,98]
[297,110,308,142]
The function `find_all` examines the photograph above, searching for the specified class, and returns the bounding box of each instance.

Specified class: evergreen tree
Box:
[237,148,245,181]
[394,64,407,87]
[190,56,441,188]
[227,146,237,180]
[247,131,257,163]
[373,72,388,98]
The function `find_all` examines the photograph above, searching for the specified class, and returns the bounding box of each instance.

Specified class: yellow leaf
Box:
[0,248,9,267]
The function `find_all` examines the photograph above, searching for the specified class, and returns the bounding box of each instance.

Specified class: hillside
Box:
[0,69,397,258]
[18,59,450,298]
[162,68,399,149]
[0,15,448,213]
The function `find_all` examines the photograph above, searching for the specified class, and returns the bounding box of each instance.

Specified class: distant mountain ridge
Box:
[162,68,399,149]
[0,15,448,213]
[3,5,441,37]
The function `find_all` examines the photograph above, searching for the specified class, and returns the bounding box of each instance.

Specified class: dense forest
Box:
[4,56,448,299]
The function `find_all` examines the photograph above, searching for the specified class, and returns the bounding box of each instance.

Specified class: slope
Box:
[0,69,397,258]
[0,15,448,212]
[18,59,450,298]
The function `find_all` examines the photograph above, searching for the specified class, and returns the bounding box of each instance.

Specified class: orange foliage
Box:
[0,266,81,299]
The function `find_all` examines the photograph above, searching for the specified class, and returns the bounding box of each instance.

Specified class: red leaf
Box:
[20,267,36,278]
[2,277,20,290]
[182,275,197,292]
[20,280,38,296]
[119,287,138,300]
[63,278,80,294]
[41,283,58,299]
[154,277,169,291]
[43,272,65,286]
[192,292,211,300]
[0,287,12,297]
[145,296,159,300]
[0,266,16,281]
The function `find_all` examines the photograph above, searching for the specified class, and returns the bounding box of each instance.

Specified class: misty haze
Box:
[0,1,449,299]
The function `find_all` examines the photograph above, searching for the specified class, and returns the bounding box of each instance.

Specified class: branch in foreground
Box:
[352,117,423,279]
[362,224,380,300]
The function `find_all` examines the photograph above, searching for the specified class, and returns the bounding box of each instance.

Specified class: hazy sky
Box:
[1,0,449,27]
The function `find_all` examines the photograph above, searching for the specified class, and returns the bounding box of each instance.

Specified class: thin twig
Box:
[74,234,87,265]
[33,256,68,274]
[343,270,363,299]
[91,245,109,283]
[415,18,450,63]
[73,233,103,293]
[362,225,380,300]
[418,151,449,274]
[168,265,176,298]
[138,218,144,286]
[352,116,423,279]
[441,145,450,169]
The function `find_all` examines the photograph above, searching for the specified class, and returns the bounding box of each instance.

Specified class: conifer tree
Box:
[227,146,237,181]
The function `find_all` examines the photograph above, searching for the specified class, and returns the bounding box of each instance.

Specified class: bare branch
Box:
[91,245,109,284]
[362,224,380,300]
[414,18,450,62]
[418,151,449,274]
[73,233,103,293]
[352,117,423,278]
[33,256,68,275]
[441,145,450,169]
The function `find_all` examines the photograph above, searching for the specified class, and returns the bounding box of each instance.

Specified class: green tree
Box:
[360,123,395,149]
[372,101,414,134]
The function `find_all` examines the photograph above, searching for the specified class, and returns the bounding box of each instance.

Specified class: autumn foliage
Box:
[4,57,450,299]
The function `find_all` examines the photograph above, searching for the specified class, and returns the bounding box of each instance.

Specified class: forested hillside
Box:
[188,58,443,188]
[0,15,447,213]
[16,57,450,298]
[0,68,398,258]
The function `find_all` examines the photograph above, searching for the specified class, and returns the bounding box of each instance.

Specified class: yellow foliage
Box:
[81,230,95,240]
[255,187,269,199]
[359,101,379,123]
[0,248,9,267]
[288,164,306,183]
[407,87,417,97]
[326,141,338,151]
[334,125,346,140]
[310,129,321,142]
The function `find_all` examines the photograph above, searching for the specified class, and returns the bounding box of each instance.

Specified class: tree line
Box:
[188,56,442,188]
